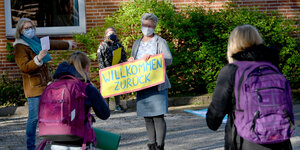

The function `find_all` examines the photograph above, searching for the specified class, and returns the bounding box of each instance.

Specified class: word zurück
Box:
[99,54,166,98]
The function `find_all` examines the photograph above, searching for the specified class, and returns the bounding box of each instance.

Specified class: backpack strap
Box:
[82,111,97,150]
[35,139,47,150]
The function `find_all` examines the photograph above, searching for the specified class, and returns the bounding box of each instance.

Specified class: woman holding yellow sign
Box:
[97,27,127,111]
[128,13,173,150]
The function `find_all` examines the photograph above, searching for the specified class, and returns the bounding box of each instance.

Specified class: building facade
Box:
[0,0,299,81]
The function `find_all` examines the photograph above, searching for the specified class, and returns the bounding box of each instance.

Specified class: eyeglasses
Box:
[23,26,33,31]
[142,24,155,28]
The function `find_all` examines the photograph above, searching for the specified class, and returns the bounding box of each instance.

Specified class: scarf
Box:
[21,35,52,63]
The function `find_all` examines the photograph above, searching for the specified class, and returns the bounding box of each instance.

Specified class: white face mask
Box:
[141,27,154,36]
[23,28,35,39]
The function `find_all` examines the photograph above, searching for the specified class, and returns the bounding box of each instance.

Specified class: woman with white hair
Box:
[206,24,292,150]
[13,18,75,150]
[128,13,173,150]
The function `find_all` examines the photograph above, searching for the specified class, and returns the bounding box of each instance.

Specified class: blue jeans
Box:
[26,96,40,150]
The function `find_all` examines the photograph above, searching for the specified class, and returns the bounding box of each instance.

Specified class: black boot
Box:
[147,143,157,150]
[156,144,164,150]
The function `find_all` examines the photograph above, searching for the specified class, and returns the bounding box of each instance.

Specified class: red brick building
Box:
[0,0,299,81]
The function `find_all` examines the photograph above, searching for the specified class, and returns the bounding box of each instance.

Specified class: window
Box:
[5,0,86,38]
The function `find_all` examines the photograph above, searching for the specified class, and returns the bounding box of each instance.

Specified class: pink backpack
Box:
[37,75,96,150]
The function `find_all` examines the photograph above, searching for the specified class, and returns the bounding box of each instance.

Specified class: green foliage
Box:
[0,73,26,106]
[73,0,299,96]
[6,42,15,62]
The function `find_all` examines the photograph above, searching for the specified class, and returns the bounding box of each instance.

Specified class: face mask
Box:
[23,28,35,39]
[141,27,154,36]
[108,34,117,41]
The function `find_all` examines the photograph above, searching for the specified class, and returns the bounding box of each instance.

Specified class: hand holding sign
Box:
[142,54,151,62]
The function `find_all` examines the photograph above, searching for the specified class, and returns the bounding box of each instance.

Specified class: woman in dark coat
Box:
[206,24,292,150]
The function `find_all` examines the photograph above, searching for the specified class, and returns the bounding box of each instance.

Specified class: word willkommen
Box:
[100,54,166,98]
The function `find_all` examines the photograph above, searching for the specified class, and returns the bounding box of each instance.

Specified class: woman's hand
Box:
[142,54,151,62]
[37,49,48,61]
[128,57,135,62]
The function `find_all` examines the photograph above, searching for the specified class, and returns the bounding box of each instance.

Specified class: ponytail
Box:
[67,51,90,82]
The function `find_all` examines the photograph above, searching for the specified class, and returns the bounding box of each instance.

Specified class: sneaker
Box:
[115,105,126,112]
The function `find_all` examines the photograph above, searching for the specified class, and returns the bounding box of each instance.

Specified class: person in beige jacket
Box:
[13,18,75,150]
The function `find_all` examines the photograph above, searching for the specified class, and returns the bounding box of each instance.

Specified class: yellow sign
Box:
[99,54,165,98]
[112,47,122,65]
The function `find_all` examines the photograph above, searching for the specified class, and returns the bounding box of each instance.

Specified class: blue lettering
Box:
[111,70,114,81]
[120,68,126,78]
[139,75,145,84]
[152,59,156,70]
[102,73,110,83]
[146,61,151,71]
[114,81,120,91]
[131,65,138,75]
[145,73,151,83]
[114,70,120,80]
[126,65,131,76]
[120,80,126,89]
[127,78,132,88]
[138,63,145,73]
[157,57,162,68]
[133,76,139,86]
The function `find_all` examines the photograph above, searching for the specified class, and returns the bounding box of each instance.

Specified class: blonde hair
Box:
[67,51,90,82]
[104,27,117,42]
[15,18,36,39]
[227,24,264,63]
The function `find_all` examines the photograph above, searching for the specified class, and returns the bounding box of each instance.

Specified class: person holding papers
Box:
[128,13,173,150]
[13,18,75,150]
[97,27,127,111]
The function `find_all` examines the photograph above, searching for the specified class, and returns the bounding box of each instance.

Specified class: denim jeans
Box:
[26,96,40,150]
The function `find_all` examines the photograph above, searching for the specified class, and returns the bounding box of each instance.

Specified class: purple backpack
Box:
[233,61,295,144]
[38,75,96,150]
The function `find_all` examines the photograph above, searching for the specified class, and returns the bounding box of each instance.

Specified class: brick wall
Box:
[0,0,299,81]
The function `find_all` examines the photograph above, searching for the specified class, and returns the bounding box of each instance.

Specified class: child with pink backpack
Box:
[38,51,110,150]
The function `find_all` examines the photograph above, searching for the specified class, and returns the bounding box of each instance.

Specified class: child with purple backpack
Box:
[206,25,294,150]
[38,51,110,149]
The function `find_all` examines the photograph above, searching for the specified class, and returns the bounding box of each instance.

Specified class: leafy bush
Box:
[6,42,15,62]
[0,73,26,106]
[73,0,299,96]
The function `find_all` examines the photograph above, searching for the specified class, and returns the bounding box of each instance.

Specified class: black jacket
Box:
[206,45,292,150]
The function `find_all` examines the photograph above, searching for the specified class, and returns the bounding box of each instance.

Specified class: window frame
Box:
[4,0,86,38]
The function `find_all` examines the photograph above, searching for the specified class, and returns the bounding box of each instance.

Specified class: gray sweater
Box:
[131,34,172,91]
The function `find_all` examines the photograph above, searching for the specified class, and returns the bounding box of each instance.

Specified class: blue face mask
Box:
[23,28,35,39]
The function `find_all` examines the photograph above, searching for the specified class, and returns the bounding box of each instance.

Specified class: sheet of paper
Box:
[40,36,50,50]
[112,47,122,65]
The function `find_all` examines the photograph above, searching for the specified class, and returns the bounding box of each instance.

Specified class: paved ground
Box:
[0,104,300,150]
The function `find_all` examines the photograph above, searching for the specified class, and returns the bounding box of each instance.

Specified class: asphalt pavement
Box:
[0,104,300,150]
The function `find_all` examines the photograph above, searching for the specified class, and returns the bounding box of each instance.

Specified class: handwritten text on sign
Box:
[100,54,165,98]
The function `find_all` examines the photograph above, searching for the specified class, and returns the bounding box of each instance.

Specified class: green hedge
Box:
[0,73,25,106]
[74,0,299,96]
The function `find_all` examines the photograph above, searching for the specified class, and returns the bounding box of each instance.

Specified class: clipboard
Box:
[112,47,122,65]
